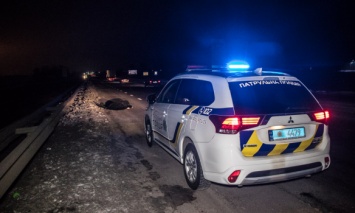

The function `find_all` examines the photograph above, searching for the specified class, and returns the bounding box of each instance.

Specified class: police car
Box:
[144,63,330,190]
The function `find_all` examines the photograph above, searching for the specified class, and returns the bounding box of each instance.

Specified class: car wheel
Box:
[183,144,210,190]
[145,119,153,147]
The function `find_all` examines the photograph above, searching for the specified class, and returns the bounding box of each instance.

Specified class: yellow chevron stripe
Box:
[241,131,263,157]
[242,124,321,157]
[294,138,313,152]
[170,106,197,148]
[268,143,289,156]
[186,105,199,115]
[294,125,319,153]
[173,123,184,145]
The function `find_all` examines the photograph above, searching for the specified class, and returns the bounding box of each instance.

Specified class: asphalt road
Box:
[1,79,354,212]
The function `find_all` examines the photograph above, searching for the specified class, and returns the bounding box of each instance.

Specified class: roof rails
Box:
[185,65,229,72]
[184,65,290,77]
[186,65,261,73]
[185,65,210,72]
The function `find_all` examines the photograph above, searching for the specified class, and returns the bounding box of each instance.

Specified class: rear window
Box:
[229,80,322,115]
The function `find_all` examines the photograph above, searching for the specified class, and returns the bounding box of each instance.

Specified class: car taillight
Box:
[221,117,240,131]
[242,117,260,125]
[311,110,330,124]
[209,115,261,134]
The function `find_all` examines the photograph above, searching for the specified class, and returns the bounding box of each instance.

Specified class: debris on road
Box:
[95,98,132,110]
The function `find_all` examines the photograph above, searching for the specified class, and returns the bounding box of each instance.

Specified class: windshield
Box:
[229,80,322,115]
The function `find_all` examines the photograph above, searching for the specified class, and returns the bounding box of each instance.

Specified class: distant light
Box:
[82,73,88,80]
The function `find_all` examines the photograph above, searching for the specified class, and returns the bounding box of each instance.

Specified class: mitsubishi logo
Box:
[288,116,294,123]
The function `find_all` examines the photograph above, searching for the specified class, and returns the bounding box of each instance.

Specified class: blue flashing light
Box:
[227,61,250,70]
[228,64,250,69]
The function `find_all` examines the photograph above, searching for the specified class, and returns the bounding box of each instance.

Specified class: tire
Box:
[183,144,210,190]
[145,119,153,147]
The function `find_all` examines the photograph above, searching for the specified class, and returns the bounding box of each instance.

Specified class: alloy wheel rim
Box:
[185,151,197,182]
[146,124,151,142]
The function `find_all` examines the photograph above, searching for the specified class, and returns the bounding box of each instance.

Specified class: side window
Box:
[175,79,214,106]
[156,80,181,104]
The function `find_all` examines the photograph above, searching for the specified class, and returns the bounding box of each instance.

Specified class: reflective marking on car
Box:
[188,106,235,116]
[198,107,213,115]
[170,106,199,148]
[238,80,302,88]
[183,105,199,115]
[169,106,233,148]
[171,122,183,144]
[267,143,289,156]
[240,124,324,157]
[191,116,207,125]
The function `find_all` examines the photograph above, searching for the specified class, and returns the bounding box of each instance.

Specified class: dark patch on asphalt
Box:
[135,150,144,159]
[48,205,77,213]
[149,172,161,181]
[159,185,196,207]
[300,192,335,212]
[141,159,153,170]
[125,162,136,172]
[95,98,132,110]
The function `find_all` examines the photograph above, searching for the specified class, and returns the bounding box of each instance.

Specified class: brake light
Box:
[209,115,261,134]
[221,118,240,130]
[242,117,260,125]
[312,110,330,124]
[325,111,330,119]
[314,112,325,120]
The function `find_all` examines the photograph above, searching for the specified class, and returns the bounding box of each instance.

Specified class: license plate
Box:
[268,127,306,141]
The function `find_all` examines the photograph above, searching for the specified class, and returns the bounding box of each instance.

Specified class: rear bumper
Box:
[203,153,330,186]
[241,162,323,185]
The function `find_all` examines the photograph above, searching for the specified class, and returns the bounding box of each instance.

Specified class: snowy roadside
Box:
[0,82,192,213]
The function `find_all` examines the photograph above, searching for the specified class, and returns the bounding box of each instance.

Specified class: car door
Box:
[166,79,194,154]
[167,79,215,155]
[151,79,181,146]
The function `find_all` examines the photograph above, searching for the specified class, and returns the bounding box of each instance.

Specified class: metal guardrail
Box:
[0,84,80,199]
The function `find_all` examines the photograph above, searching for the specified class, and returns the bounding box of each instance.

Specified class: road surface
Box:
[1,79,354,212]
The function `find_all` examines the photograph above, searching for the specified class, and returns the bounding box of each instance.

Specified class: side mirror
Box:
[147,94,156,105]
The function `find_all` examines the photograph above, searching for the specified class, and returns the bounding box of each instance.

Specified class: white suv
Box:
[144,68,330,190]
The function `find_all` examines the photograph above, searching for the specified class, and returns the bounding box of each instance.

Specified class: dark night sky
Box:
[0,0,354,75]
